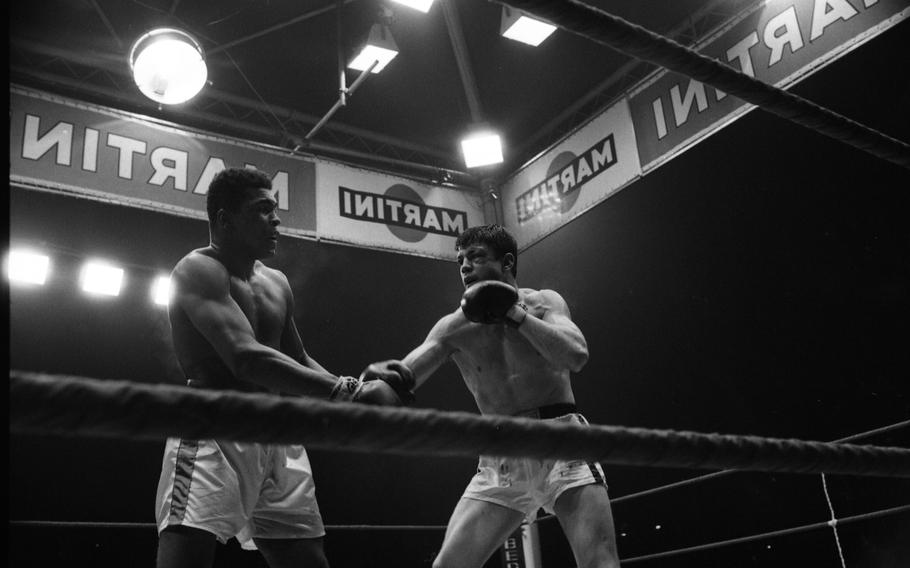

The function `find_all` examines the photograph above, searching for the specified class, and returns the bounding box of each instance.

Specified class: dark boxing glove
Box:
[360,360,416,404]
[460,280,527,326]
[329,376,405,406]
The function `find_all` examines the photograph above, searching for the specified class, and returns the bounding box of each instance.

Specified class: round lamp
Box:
[129,28,207,105]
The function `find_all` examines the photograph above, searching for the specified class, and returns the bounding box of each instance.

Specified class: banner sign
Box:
[317,161,485,259]
[9,87,486,259]
[9,88,318,236]
[629,0,908,170]
[499,99,642,250]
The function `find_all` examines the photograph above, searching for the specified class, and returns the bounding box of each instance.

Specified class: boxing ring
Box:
[10,371,910,565]
[9,1,910,566]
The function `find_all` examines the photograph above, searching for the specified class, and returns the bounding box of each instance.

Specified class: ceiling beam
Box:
[88,0,124,49]
[10,75,478,189]
[441,0,484,123]
[207,0,359,55]
[10,38,458,165]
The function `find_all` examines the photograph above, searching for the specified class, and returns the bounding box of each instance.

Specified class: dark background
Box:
[9,8,910,568]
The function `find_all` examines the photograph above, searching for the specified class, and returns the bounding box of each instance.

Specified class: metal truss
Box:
[9,39,471,186]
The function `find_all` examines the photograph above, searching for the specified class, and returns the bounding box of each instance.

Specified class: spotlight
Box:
[6,249,50,285]
[460,127,504,168]
[130,28,207,104]
[500,7,556,47]
[152,276,172,306]
[349,23,399,74]
[390,0,434,13]
[81,261,124,297]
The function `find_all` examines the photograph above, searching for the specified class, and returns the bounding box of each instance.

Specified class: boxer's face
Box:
[456,243,511,288]
[228,187,281,258]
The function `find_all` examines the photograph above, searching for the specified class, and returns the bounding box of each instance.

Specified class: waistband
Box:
[514,403,578,419]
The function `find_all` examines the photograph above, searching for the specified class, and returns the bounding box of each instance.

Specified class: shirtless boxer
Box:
[363,224,620,568]
[155,167,411,568]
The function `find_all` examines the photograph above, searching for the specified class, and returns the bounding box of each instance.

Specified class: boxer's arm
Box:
[173,255,338,396]
[513,290,588,372]
[402,315,459,390]
[361,314,457,395]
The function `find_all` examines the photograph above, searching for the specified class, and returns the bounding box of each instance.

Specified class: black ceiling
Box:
[9,0,751,184]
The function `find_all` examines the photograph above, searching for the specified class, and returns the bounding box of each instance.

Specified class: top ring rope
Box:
[491,0,910,169]
[610,419,910,504]
[10,371,910,478]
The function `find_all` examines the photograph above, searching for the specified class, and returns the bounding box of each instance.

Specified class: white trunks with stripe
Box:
[155,438,325,550]
[462,403,608,522]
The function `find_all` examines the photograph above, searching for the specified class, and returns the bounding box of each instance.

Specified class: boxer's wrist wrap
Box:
[505,302,528,328]
[330,376,363,402]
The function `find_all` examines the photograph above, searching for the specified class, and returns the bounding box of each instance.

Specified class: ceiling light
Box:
[390,0,434,13]
[81,261,124,297]
[349,24,399,74]
[129,28,207,105]
[152,276,172,306]
[461,128,504,168]
[501,7,557,47]
[6,249,50,285]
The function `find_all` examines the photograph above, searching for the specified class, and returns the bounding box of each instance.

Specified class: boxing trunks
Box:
[462,403,608,521]
[156,438,325,550]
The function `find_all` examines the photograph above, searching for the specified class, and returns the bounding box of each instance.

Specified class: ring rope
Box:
[620,503,910,564]
[10,372,910,477]
[821,473,848,568]
[8,520,448,531]
[10,505,909,562]
[493,0,910,169]
[16,421,905,534]
[610,419,910,505]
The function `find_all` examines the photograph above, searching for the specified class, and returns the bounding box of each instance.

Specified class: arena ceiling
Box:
[8,2,910,565]
[9,0,760,186]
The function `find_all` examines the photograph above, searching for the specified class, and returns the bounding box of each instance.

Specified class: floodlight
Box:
[6,250,50,285]
[81,261,124,296]
[130,28,207,104]
[349,24,399,73]
[461,130,504,168]
[501,7,556,47]
[152,276,172,306]
[390,0,434,13]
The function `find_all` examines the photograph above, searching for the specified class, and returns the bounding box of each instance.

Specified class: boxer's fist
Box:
[460,280,526,326]
[330,376,405,406]
[353,379,405,406]
[360,360,415,404]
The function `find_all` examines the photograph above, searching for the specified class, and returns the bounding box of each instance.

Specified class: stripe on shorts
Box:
[586,461,605,485]
[168,439,200,523]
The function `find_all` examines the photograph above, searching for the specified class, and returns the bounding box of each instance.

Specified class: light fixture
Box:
[130,28,207,105]
[460,127,504,168]
[500,7,557,47]
[152,276,172,306]
[349,23,399,74]
[81,261,124,297]
[6,249,50,285]
[390,0,434,13]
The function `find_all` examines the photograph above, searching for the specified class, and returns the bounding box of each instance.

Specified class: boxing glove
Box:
[330,376,405,406]
[460,280,527,326]
[360,360,416,404]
